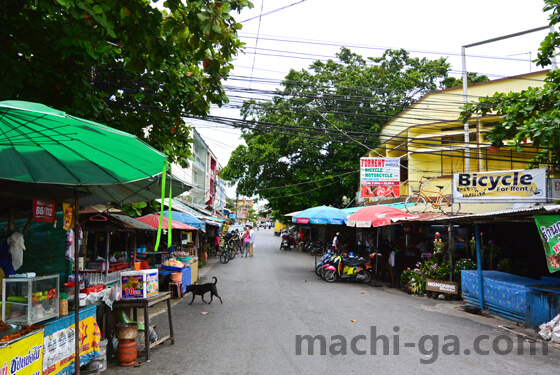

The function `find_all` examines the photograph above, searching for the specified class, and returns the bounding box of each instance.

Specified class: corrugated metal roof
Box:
[396,202,560,223]
[111,214,158,230]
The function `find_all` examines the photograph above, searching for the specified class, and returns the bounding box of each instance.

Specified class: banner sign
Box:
[361,185,400,198]
[535,215,560,273]
[42,315,100,375]
[0,330,44,375]
[33,199,55,222]
[452,169,547,203]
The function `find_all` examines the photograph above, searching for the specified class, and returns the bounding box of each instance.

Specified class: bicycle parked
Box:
[405,176,461,215]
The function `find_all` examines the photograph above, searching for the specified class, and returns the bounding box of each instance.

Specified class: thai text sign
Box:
[535,215,560,273]
[426,279,458,294]
[0,329,43,375]
[452,169,547,203]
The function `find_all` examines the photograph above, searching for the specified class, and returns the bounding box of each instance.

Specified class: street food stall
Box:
[0,101,191,374]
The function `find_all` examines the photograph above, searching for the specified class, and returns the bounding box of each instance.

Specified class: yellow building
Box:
[369,70,548,200]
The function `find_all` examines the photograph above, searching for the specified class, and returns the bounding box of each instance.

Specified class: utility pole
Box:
[461,25,550,173]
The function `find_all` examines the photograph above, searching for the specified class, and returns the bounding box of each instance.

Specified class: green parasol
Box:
[0,100,168,185]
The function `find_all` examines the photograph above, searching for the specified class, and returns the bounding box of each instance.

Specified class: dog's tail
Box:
[213,276,218,285]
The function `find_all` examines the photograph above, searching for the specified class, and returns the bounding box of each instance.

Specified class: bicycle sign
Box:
[452,169,547,203]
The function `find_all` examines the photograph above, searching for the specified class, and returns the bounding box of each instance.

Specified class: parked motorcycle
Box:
[323,253,372,283]
[280,231,294,250]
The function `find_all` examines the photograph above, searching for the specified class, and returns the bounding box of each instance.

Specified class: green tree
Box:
[441,73,490,89]
[1,0,251,166]
[460,1,560,168]
[221,48,451,214]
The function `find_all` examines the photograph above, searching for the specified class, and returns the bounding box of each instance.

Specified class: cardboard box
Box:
[121,270,158,299]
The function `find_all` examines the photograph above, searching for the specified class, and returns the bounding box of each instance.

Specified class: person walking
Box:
[248,225,255,257]
[214,233,221,259]
[242,226,250,258]
[332,232,340,252]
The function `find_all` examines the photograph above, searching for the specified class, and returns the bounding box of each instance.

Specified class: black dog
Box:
[186,276,223,305]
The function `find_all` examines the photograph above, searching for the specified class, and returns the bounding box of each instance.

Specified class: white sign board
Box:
[452,169,547,203]
[360,157,400,186]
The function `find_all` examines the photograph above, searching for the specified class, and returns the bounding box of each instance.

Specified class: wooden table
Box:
[111,291,174,362]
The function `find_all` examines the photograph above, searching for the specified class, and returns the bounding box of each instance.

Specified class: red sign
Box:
[296,217,310,224]
[361,185,400,198]
[33,198,55,222]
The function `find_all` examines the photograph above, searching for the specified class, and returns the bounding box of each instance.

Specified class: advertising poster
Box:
[535,215,560,273]
[360,158,400,198]
[62,202,74,231]
[0,330,44,375]
[452,169,547,203]
[42,315,100,375]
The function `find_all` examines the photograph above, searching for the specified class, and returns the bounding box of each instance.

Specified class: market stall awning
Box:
[162,210,206,230]
[136,214,198,230]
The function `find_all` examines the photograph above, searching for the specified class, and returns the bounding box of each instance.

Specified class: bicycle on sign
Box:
[405,176,461,215]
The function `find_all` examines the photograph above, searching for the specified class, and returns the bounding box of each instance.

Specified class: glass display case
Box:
[2,275,59,325]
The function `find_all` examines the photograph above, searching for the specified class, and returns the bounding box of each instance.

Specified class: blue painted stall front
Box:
[462,270,550,323]
[526,282,560,327]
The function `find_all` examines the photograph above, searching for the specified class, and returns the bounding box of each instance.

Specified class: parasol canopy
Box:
[346,206,417,227]
[136,214,197,230]
[0,100,169,186]
[292,205,347,225]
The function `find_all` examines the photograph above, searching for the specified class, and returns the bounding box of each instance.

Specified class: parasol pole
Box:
[168,164,172,251]
[74,189,81,375]
[154,161,168,252]
[371,227,381,287]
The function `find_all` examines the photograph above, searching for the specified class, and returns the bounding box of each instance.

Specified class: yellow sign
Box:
[0,330,44,375]
[42,316,100,375]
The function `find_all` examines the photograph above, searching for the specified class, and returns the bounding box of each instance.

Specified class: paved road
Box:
[109,229,560,374]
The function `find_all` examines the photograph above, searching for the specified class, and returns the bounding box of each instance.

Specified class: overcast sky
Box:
[192,0,552,197]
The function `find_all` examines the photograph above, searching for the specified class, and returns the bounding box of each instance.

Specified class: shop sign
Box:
[360,158,400,186]
[0,330,43,375]
[452,169,547,203]
[360,158,400,198]
[33,198,55,222]
[535,215,560,273]
[425,278,458,294]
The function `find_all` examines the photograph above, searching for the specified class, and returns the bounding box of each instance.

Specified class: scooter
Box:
[323,253,372,283]
[280,232,294,250]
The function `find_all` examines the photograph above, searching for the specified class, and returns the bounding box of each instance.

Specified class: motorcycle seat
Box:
[344,258,368,267]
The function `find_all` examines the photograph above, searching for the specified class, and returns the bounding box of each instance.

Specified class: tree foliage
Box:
[1,0,251,166]
[441,72,490,89]
[460,0,560,168]
[221,48,451,214]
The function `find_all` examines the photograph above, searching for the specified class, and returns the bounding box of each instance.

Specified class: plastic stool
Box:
[168,282,183,299]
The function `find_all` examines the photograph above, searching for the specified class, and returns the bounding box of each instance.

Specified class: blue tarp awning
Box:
[162,210,206,230]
